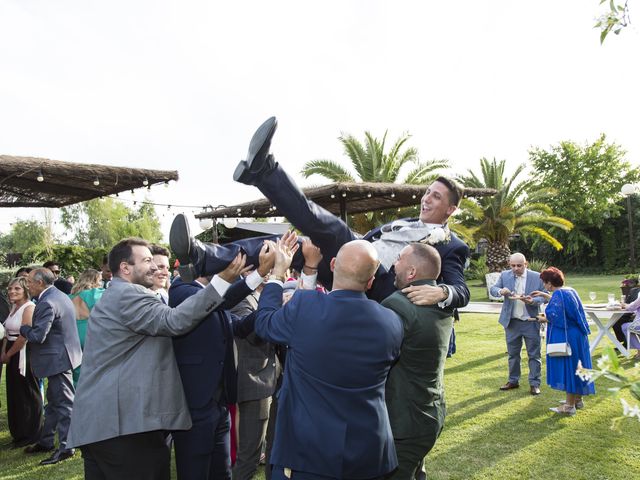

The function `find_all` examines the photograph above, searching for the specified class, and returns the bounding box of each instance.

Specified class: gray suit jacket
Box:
[67,276,225,448]
[489,269,546,328]
[232,293,280,403]
[20,286,81,378]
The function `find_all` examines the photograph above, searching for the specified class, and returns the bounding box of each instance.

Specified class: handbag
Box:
[547,290,572,357]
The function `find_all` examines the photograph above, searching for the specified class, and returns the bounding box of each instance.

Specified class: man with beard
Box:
[67,237,247,480]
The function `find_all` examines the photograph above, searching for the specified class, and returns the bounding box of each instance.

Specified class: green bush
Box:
[21,244,108,278]
[527,258,548,273]
[465,255,489,283]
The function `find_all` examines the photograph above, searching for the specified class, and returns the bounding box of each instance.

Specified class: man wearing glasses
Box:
[43,260,73,295]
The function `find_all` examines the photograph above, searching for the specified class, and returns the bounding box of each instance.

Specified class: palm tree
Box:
[457,158,573,272]
[301,131,448,232]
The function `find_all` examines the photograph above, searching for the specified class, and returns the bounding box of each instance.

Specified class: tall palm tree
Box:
[301,131,448,232]
[457,158,573,272]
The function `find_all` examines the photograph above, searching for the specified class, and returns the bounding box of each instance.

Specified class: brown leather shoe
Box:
[500,382,519,391]
[530,386,541,395]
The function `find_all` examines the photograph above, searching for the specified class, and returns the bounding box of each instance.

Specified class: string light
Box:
[412,194,416,199]
[341,192,346,198]
[142,177,149,186]
[330,194,335,199]
[93,177,100,186]
[367,193,372,198]
[390,192,395,198]
[36,169,44,182]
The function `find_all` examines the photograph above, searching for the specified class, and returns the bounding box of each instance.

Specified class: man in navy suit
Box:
[21,268,82,465]
[254,238,403,480]
[171,117,469,312]
[169,247,273,480]
[489,253,546,395]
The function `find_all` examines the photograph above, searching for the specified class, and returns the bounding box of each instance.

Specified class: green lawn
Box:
[1,273,639,479]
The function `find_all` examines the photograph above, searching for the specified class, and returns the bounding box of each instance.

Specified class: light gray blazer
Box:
[489,269,546,328]
[67,276,225,448]
[232,293,280,403]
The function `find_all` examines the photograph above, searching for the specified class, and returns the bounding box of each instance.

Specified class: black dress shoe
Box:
[233,116,278,185]
[40,448,75,465]
[499,382,520,391]
[24,443,55,454]
[530,386,541,395]
[169,213,205,282]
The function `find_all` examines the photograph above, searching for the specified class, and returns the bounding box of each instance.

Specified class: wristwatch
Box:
[439,284,450,300]
[268,274,286,283]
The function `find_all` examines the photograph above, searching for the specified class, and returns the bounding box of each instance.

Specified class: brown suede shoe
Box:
[500,382,520,391]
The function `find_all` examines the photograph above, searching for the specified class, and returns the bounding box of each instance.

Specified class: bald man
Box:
[254,239,404,480]
[490,253,546,395]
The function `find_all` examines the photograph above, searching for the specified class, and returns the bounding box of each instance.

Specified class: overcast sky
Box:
[1,0,639,241]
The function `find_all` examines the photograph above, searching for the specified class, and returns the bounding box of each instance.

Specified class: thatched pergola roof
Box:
[0,155,179,207]
[196,182,495,221]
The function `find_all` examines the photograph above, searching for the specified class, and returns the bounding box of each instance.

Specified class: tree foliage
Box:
[529,134,640,266]
[595,0,630,43]
[61,197,162,249]
[301,131,448,233]
[0,219,49,254]
[457,158,572,272]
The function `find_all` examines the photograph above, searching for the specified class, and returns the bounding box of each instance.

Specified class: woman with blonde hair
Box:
[0,277,43,447]
[69,268,104,385]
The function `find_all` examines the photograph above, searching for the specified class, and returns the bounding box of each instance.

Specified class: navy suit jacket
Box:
[20,285,82,378]
[169,277,255,408]
[363,221,470,308]
[255,283,403,479]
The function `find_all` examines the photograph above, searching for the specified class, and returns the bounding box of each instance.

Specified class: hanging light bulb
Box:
[367,193,372,198]
[223,218,238,229]
[341,192,346,198]
[412,194,416,199]
[330,194,335,199]
[93,177,100,186]
[142,177,149,186]
[199,218,214,230]
[36,169,44,182]
[390,192,395,198]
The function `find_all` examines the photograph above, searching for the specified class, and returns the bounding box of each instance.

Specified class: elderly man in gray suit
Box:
[490,253,546,395]
[20,267,82,465]
[68,237,251,480]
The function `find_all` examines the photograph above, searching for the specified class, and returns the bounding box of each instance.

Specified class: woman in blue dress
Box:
[531,267,595,415]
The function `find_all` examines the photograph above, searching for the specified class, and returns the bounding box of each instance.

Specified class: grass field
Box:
[1,274,639,479]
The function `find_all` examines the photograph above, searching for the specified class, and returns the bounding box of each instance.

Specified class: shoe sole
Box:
[169,214,192,264]
[246,116,277,170]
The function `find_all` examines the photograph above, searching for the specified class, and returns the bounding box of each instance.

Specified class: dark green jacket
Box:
[382,279,454,439]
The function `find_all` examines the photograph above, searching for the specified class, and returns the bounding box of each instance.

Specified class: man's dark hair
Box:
[435,176,464,207]
[108,238,151,275]
[42,260,60,270]
[32,267,56,286]
[15,266,33,276]
[149,244,170,258]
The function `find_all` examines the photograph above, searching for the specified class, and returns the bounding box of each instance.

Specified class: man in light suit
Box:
[383,243,453,480]
[255,239,403,480]
[489,253,546,395]
[21,267,82,465]
[67,237,245,480]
